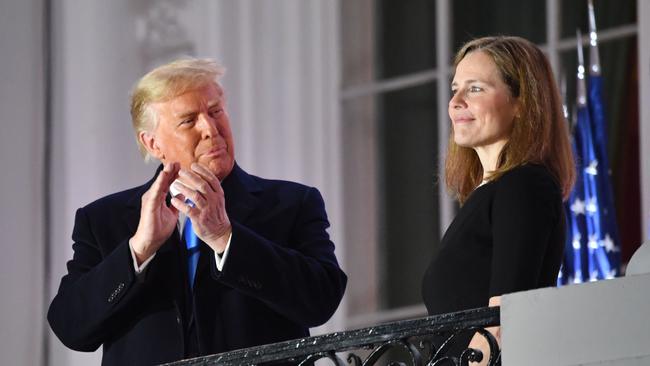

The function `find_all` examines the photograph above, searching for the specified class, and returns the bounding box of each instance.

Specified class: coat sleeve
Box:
[47,207,145,352]
[212,187,347,327]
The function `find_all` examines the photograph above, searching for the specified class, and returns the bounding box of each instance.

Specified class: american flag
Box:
[558,4,621,285]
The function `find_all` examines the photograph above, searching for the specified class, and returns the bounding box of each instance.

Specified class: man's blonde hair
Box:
[130,58,226,160]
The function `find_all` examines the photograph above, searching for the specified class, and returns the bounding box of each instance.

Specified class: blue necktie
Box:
[183,215,200,289]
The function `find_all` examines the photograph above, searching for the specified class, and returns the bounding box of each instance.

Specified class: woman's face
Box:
[449,51,519,152]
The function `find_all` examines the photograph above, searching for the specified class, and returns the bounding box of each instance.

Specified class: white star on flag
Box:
[601,234,619,253]
[572,238,581,250]
[585,196,598,214]
[588,235,599,249]
[573,270,582,284]
[585,160,599,176]
[572,232,582,249]
[571,198,586,215]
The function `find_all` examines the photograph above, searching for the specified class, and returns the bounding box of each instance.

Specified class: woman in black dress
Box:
[422,36,575,362]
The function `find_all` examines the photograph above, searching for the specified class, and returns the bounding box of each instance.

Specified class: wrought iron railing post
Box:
[162,306,500,366]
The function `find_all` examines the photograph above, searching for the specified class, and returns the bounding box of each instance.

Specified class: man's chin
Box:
[205,159,234,180]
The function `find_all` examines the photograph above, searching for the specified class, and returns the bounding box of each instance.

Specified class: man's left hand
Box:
[171,163,231,254]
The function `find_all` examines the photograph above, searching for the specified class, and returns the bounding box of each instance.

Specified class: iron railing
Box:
[163,306,500,366]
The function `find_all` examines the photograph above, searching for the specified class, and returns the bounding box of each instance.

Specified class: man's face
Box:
[143,83,235,180]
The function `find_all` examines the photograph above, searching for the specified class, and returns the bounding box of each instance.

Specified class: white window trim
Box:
[639,0,650,242]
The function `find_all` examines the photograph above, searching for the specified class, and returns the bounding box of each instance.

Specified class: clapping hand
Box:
[130,162,181,265]
[171,163,232,254]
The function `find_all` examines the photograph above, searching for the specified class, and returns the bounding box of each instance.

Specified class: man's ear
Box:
[139,131,165,161]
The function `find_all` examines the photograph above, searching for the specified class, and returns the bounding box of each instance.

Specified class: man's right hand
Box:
[130,162,180,265]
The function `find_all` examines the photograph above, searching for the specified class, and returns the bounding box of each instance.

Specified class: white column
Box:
[311,0,347,334]
[0,1,45,365]
[639,0,650,241]
[48,1,153,365]
[436,0,454,233]
[546,0,561,76]
[338,0,379,326]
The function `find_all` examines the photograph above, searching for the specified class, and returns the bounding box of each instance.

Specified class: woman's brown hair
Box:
[445,36,575,203]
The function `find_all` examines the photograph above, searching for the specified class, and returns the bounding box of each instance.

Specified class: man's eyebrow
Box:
[175,109,198,120]
[174,100,222,120]
[207,100,222,109]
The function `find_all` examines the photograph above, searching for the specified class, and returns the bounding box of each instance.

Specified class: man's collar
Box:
[128,161,259,205]
[126,161,261,225]
[220,162,261,196]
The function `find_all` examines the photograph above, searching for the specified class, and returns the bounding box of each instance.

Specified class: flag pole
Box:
[588,0,601,76]
[576,29,587,108]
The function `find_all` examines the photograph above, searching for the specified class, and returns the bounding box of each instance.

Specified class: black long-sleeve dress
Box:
[422,164,565,315]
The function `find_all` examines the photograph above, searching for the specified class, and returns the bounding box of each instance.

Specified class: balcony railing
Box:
[163,306,501,366]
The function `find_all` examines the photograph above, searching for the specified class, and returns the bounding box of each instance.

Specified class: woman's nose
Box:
[449,91,465,109]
